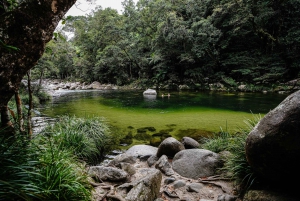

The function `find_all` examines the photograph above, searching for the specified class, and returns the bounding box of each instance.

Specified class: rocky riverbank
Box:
[90,137,239,201]
[37,78,300,96]
[89,137,298,201]
[38,79,119,97]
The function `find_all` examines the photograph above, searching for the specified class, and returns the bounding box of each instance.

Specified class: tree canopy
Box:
[34,0,300,89]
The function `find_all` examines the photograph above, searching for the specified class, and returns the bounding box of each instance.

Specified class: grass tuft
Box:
[39,115,119,164]
[200,114,262,196]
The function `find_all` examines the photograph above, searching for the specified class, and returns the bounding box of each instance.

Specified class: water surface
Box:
[41,90,288,145]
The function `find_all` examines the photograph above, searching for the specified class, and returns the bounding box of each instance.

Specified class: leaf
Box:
[0,40,19,51]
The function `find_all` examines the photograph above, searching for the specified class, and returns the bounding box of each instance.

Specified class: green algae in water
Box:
[41,90,288,146]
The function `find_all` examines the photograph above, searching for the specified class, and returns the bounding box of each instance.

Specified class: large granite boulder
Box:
[126,145,158,160]
[245,90,300,183]
[156,137,185,158]
[181,137,200,149]
[172,149,221,179]
[116,168,162,201]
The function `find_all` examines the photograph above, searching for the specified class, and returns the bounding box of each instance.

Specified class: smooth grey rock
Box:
[172,149,221,179]
[143,89,157,95]
[246,90,300,182]
[147,155,159,167]
[164,177,176,184]
[154,155,174,176]
[88,166,128,181]
[120,162,136,176]
[157,137,185,158]
[181,137,200,149]
[172,180,186,189]
[109,153,137,167]
[126,145,158,159]
[116,168,162,201]
[186,183,204,193]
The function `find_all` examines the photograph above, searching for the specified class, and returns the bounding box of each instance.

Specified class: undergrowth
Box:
[200,114,262,196]
[0,115,118,200]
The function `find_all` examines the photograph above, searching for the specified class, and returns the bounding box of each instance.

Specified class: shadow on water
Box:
[40,89,289,148]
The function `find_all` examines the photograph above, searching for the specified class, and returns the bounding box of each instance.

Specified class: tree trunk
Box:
[15,91,25,133]
[0,0,77,132]
[27,71,33,139]
[37,70,44,93]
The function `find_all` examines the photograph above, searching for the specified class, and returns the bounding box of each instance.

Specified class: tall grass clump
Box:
[39,115,120,164]
[0,130,32,200]
[200,114,262,195]
[26,140,92,200]
[0,127,92,201]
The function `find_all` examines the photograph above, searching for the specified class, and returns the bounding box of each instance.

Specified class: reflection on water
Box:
[40,89,289,147]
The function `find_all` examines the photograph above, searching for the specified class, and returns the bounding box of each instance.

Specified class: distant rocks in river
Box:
[33,79,118,97]
[143,88,157,95]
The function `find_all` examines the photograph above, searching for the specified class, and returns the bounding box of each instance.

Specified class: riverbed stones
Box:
[173,180,186,189]
[181,136,200,149]
[120,162,136,176]
[147,155,159,167]
[172,149,221,179]
[126,145,158,160]
[88,166,128,182]
[187,183,204,193]
[156,137,185,158]
[116,168,162,201]
[154,155,174,176]
[245,90,300,183]
[108,153,137,167]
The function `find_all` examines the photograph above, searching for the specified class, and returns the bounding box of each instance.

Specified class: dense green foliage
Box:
[39,115,120,164]
[33,0,300,88]
[0,116,116,200]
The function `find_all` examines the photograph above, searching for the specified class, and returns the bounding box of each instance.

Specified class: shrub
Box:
[26,140,92,201]
[39,115,120,164]
[0,123,93,200]
[0,132,32,200]
[34,90,52,102]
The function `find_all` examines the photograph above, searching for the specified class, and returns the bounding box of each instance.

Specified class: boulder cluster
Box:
[89,137,238,201]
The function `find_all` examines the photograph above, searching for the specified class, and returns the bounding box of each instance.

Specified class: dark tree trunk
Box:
[15,91,24,132]
[0,0,77,130]
[27,71,33,138]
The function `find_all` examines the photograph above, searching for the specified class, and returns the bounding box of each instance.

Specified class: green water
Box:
[41,90,288,145]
